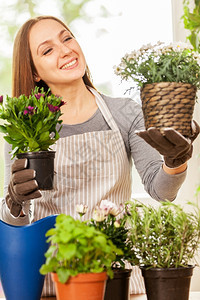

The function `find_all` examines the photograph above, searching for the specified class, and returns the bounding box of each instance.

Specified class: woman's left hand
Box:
[135,120,200,168]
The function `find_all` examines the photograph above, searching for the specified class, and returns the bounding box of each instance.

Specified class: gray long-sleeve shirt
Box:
[0,94,186,225]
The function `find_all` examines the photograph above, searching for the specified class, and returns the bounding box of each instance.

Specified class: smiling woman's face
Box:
[29,18,86,91]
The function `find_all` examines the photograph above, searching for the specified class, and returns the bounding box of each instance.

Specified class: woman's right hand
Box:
[6,158,42,217]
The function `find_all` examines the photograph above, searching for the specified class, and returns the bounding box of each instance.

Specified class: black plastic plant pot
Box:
[17,151,56,190]
[141,265,194,300]
[104,269,132,300]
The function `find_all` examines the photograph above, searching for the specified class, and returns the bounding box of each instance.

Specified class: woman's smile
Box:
[60,58,78,70]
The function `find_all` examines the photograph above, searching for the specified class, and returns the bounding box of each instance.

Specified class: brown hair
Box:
[12,16,95,97]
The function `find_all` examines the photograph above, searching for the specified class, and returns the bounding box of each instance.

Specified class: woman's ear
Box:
[33,74,41,82]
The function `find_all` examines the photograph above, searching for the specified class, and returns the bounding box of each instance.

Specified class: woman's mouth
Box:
[61,59,77,70]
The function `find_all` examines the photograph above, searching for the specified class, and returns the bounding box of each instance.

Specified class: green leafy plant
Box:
[114,41,200,89]
[182,0,200,197]
[0,87,64,158]
[126,200,200,268]
[182,0,200,52]
[40,214,121,284]
[83,200,133,269]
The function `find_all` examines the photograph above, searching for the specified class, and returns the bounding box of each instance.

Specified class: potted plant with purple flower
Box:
[76,200,134,300]
[0,86,65,189]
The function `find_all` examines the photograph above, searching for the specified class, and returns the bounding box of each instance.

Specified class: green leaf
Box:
[3,136,14,144]
[57,268,71,284]
[39,131,50,142]
[0,125,7,133]
[6,126,24,140]
[59,231,72,243]
[28,139,39,150]
[36,120,43,133]
[94,235,107,247]
[58,243,76,260]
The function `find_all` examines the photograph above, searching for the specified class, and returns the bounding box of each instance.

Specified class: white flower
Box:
[93,207,106,222]
[109,205,120,216]
[114,40,200,89]
[76,204,88,216]
[99,200,121,216]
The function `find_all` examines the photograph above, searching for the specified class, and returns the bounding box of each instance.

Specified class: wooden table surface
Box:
[1,292,200,299]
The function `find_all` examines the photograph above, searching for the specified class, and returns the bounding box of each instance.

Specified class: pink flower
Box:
[24,106,34,115]
[35,93,45,99]
[58,100,66,107]
[0,95,3,103]
[100,200,121,216]
[47,104,60,112]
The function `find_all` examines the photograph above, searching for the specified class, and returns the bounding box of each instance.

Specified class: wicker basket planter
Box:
[140,82,197,137]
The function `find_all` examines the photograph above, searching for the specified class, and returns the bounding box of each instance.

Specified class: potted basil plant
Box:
[126,200,200,300]
[0,87,64,189]
[40,214,121,300]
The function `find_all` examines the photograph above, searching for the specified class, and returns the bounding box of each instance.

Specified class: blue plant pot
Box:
[0,215,57,300]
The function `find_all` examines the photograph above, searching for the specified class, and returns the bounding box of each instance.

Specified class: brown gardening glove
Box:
[6,158,42,217]
[135,120,200,168]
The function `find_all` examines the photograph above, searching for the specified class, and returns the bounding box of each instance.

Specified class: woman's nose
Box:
[59,43,72,57]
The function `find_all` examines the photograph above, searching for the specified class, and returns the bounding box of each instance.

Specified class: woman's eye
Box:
[63,37,72,43]
[43,48,53,55]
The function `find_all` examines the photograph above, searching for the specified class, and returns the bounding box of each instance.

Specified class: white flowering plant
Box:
[76,200,134,269]
[0,86,64,158]
[114,41,200,89]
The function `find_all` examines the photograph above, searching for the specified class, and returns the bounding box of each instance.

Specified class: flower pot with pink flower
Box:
[76,200,133,300]
[0,87,65,189]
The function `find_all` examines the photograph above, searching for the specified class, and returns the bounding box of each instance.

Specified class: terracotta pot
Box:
[141,265,194,300]
[104,268,132,300]
[51,272,107,300]
[17,151,55,190]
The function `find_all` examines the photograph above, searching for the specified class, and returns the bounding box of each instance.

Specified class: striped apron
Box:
[34,88,145,296]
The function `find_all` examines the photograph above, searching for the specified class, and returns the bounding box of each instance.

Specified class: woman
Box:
[1,16,199,296]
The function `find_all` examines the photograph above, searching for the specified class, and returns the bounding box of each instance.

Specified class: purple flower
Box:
[58,100,66,107]
[35,93,45,100]
[24,106,34,115]
[47,104,60,112]
[0,95,3,103]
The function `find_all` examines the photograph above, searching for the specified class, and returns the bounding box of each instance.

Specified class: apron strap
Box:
[88,87,120,131]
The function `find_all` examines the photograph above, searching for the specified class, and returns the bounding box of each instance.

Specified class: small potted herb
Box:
[114,42,200,137]
[77,200,133,300]
[126,200,200,300]
[40,214,121,300]
[0,87,64,189]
